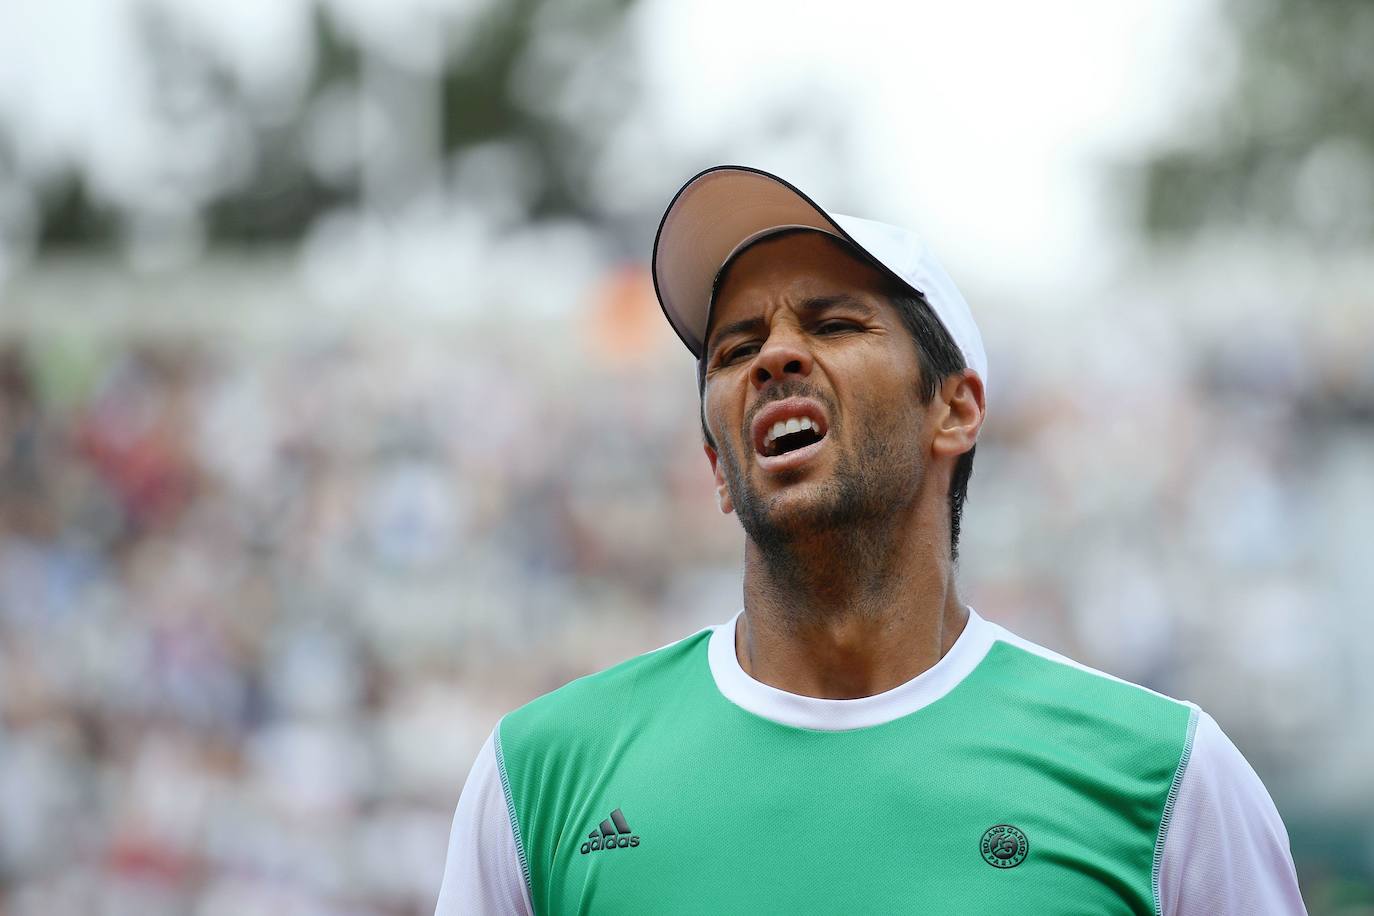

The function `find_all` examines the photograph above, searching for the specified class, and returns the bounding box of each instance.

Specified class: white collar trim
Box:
[706,606,998,731]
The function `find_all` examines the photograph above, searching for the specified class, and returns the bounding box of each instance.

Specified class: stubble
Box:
[715,384,926,604]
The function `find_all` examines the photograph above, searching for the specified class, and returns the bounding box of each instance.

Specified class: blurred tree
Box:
[202,7,361,243]
[31,0,641,250]
[1136,0,1374,247]
[35,179,119,249]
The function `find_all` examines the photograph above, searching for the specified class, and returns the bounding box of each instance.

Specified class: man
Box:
[435,166,1307,914]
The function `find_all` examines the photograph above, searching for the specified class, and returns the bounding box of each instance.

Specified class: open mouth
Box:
[761,417,825,457]
[751,399,831,465]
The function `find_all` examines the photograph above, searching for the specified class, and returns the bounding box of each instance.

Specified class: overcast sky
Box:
[635,0,1225,300]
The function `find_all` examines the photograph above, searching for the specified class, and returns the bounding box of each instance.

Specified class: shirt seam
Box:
[494,722,536,915]
[1153,702,1200,916]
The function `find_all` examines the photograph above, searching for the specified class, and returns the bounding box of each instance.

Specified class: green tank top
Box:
[495,617,1196,915]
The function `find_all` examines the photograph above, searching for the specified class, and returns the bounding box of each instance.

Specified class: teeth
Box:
[762,415,822,450]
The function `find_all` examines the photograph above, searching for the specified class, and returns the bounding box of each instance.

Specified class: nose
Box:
[750,326,813,391]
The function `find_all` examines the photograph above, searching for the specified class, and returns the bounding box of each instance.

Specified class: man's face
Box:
[701,231,932,550]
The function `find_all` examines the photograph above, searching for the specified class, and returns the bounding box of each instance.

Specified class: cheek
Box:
[849,370,925,441]
[702,388,721,442]
[703,380,746,444]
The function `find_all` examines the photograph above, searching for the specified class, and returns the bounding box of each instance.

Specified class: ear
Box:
[703,443,734,515]
[930,368,985,461]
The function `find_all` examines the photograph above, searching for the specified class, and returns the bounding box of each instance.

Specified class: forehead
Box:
[709,230,896,322]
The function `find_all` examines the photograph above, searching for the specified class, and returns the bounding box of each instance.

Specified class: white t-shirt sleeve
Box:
[1157,708,1307,915]
[434,729,534,916]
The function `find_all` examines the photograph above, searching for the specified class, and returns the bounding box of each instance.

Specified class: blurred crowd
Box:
[1,260,1372,914]
[0,295,740,915]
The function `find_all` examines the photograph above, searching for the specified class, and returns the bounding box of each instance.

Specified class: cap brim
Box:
[651,166,844,359]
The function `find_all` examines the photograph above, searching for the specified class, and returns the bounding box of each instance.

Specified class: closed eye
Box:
[714,320,859,366]
[721,342,760,365]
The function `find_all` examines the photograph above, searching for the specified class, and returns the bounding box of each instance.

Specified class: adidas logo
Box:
[579,808,641,854]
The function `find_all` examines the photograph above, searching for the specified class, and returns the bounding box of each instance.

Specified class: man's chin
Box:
[736,483,856,546]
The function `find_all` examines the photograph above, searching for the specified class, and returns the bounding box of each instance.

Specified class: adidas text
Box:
[580,808,640,854]
[580,835,640,853]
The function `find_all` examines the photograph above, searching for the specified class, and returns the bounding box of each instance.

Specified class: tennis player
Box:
[435,166,1307,914]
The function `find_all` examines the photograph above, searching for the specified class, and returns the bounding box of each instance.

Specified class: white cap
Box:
[651,165,989,403]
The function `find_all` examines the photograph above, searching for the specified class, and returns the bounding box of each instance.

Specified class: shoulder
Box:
[978,616,1197,731]
[965,614,1201,800]
[1173,708,1286,835]
[986,617,1191,707]
[976,615,1304,912]
[498,626,713,760]
[1156,708,1306,914]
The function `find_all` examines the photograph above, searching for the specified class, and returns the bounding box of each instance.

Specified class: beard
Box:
[714,386,925,567]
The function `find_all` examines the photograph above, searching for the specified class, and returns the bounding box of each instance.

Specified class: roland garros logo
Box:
[980,824,1028,868]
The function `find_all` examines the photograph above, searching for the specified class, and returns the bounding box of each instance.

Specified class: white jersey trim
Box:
[1155,709,1308,915]
[1154,703,1202,914]
[434,730,534,916]
[706,605,998,731]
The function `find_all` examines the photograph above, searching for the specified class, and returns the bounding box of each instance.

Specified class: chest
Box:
[531,722,1163,915]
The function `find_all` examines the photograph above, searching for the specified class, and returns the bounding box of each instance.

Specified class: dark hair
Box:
[695,282,976,565]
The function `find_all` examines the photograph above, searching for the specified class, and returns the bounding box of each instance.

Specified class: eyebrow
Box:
[705,294,878,359]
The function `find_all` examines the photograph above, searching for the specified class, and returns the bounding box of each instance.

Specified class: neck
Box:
[736,497,968,700]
